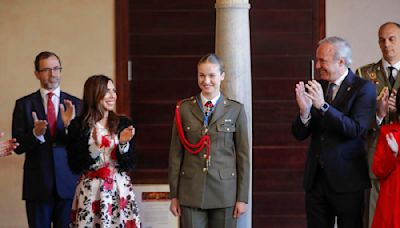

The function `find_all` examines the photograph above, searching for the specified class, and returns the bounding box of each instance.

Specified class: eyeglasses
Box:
[38,67,62,73]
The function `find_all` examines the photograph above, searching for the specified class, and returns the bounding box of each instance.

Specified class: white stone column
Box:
[215,0,252,227]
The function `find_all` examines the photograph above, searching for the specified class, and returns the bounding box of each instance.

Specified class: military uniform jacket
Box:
[168,94,250,209]
[356,60,400,178]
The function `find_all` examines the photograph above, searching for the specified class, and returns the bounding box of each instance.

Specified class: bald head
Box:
[378,22,400,64]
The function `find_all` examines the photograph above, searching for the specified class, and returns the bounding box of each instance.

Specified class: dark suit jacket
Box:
[12,90,82,200]
[66,115,136,174]
[292,70,376,192]
[169,94,250,209]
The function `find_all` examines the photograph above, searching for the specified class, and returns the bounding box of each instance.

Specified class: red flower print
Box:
[110,147,117,161]
[125,219,137,228]
[104,177,113,191]
[119,197,128,210]
[92,200,100,214]
[100,135,111,148]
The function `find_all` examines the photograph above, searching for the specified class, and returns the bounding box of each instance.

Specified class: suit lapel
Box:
[332,71,355,106]
[32,90,46,121]
[57,92,65,132]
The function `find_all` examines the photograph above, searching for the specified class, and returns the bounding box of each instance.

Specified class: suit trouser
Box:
[181,206,236,228]
[305,167,365,228]
[25,195,72,228]
[368,179,380,228]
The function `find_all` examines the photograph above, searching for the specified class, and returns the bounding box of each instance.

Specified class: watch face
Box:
[321,103,329,112]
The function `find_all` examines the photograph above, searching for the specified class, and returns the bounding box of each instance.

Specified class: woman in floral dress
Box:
[67,75,140,228]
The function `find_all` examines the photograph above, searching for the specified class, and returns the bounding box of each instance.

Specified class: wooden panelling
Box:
[131,103,175,124]
[253,147,307,170]
[251,0,312,9]
[251,10,312,33]
[130,34,215,56]
[252,216,306,228]
[130,1,214,10]
[252,192,305,215]
[131,57,198,80]
[131,79,198,101]
[135,148,170,169]
[252,80,301,102]
[251,32,313,56]
[134,124,172,147]
[131,11,214,34]
[253,123,309,146]
[253,170,303,192]
[252,101,299,123]
[251,56,311,79]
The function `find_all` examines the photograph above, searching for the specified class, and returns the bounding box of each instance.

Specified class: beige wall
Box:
[326,0,400,69]
[0,0,114,227]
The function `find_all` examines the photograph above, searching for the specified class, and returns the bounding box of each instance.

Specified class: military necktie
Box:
[388,66,396,87]
[204,101,214,117]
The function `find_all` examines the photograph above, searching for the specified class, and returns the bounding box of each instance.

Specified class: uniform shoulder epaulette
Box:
[356,62,380,78]
[176,96,196,107]
[359,62,377,71]
[226,97,242,105]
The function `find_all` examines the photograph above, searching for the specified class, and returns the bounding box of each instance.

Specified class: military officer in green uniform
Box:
[356,22,400,228]
[168,53,250,228]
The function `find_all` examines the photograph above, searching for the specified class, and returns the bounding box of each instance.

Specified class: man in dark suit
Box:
[292,37,376,228]
[12,51,81,228]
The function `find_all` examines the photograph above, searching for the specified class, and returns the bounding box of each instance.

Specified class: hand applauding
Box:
[0,132,18,157]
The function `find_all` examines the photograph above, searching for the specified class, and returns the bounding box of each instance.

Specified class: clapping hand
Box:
[304,80,325,110]
[386,132,398,157]
[32,112,48,136]
[295,81,313,118]
[60,99,76,127]
[119,126,135,145]
[0,132,18,157]
[388,89,397,114]
[376,87,389,119]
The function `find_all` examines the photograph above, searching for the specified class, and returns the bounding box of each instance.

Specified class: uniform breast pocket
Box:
[217,123,236,148]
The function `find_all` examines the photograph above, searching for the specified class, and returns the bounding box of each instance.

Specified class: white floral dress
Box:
[70,123,140,228]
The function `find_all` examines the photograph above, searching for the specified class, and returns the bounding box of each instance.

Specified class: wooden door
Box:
[115,0,325,226]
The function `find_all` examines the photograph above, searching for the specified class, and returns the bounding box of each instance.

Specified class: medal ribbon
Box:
[195,96,221,127]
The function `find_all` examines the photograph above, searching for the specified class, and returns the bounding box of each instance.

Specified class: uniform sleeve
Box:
[168,117,184,199]
[235,104,250,203]
[372,129,398,179]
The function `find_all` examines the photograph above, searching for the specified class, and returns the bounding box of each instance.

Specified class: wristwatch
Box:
[320,102,330,113]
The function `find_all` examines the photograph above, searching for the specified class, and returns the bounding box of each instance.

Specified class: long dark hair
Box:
[82,75,119,134]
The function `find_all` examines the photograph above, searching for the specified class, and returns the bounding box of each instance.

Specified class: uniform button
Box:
[203,154,207,158]
[182,171,185,175]
[232,173,235,176]
[227,128,230,131]
[203,168,207,172]
[186,127,190,130]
